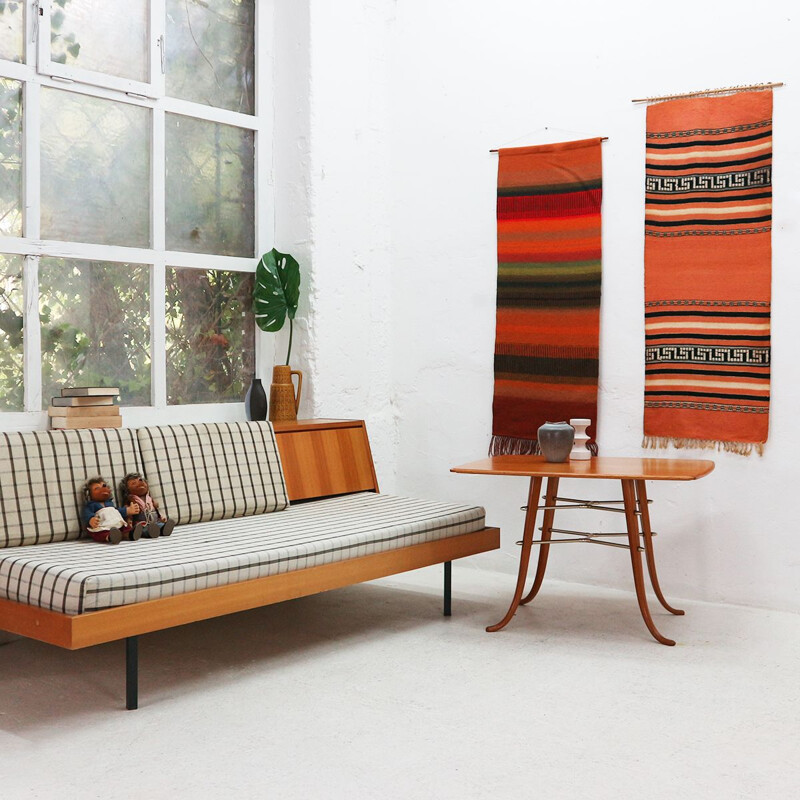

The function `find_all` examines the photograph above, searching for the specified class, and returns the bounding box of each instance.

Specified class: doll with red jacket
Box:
[81,476,142,545]
[119,472,176,538]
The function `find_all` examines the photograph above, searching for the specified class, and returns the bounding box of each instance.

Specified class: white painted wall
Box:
[274,0,399,486]
[380,0,800,611]
[276,1,800,611]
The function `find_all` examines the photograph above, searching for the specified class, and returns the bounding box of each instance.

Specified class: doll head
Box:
[121,472,149,500]
[83,476,112,504]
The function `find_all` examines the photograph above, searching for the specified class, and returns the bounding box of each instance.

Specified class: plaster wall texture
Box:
[274,0,399,488]
[372,0,799,611]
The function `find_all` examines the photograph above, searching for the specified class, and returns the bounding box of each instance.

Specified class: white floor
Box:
[0,563,797,800]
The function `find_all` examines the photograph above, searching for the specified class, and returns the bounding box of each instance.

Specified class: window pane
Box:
[50,0,148,82]
[166,115,254,257]
[166,0,255,114]
[0,253,23,411]
[39,258,151,408]
[0,78,22,237]
[41,88,150,247]
[0,1,24,63]
[166,267,254,405]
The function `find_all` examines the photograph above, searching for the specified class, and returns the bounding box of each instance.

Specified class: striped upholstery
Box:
[0,429,142,548]
[0,493,486,614]
[136,422,288,525]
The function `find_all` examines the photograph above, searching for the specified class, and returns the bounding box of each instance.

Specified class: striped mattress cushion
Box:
[0,493,486,614]
[136,421,288,525]
[0,428,142,548]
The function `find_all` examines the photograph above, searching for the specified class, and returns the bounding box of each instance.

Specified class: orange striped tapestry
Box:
[491,139,602,455]
[644,90,772,455]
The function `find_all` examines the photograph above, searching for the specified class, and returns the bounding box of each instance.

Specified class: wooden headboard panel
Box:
[272,419,380,502]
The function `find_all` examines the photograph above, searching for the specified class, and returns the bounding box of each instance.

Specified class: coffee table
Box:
[451,456,714,645]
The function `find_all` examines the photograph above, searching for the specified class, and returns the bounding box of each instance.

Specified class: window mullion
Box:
[151,98,167,408]
[22,255,41,412]
[150,0,166,96]
[21,69,42,412]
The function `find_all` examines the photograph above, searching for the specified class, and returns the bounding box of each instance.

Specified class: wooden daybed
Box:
[0,419,499,709]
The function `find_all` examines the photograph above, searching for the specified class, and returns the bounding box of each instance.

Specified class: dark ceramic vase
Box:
[537,421,575,463]
[245,374,268,421]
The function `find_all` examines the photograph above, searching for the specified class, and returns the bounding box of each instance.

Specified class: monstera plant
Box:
[253,248,300,365]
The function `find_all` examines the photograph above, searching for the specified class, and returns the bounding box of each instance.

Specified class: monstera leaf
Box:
[253,248,301,364]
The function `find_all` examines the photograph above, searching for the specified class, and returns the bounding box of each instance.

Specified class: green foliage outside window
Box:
[166,268,254,405]
[39,258,152,407]
[0,78,21,237]
[0,254,23,411]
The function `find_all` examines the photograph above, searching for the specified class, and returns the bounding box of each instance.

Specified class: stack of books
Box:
[49,387,122,429]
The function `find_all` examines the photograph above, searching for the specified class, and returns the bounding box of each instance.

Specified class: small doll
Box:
[81,476,141,545]
[120,472,176,538]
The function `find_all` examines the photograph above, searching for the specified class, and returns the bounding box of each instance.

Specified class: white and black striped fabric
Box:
[0,493,486,614]
[0,429,142,548]
[136,422,288,525]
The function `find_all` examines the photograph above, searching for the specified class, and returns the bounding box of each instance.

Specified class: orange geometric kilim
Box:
[643,90,772,455]
[491,139,603,455]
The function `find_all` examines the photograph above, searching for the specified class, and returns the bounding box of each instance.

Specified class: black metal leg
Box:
[443,561,452,616]
[126,636,138,710]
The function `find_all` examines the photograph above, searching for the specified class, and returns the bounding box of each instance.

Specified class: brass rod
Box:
[490,136,608,153]
[543,527,657,538]
[521,503,638,515]
[556,496,652,506]
[632,81,783,104]
[516,538,641,551]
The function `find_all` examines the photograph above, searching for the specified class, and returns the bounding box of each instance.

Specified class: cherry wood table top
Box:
[451,455,715,481]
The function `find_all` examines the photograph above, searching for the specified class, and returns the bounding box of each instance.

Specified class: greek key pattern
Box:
[646,346,770,365]
[645,401,768,413]
[646,120,772,139]
[645,300,770,308]
[645,167,771,194]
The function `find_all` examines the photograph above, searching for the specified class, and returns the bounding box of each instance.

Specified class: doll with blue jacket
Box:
[81,476,142,545]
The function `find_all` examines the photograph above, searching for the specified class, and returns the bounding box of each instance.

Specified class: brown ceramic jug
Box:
[268,365,303,422]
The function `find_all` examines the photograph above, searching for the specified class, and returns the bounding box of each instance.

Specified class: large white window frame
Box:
[0,1,274,428]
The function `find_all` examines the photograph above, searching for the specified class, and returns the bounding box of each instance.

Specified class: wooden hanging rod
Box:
[490,137,607,153]
[632,82,783,104]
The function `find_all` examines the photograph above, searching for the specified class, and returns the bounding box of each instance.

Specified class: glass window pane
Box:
[39,258,151,408]
[166,115,254,257]
[41,88,150,247]
[0,1,24,63]
[166,0,255,114]
[166,267,254,405]
[0,78,22,237]
[49,0,148,82]
[0,253,23,411]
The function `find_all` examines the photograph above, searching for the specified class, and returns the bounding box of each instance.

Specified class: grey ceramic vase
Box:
[537,421,575,463]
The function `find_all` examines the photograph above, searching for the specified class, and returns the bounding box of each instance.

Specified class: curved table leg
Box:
[636,480,684,616]
[520,477,559,605]
[621,479,675,646]
[486,476,543,632]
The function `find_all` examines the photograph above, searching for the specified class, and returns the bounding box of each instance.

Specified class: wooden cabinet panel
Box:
[274,420,379,501]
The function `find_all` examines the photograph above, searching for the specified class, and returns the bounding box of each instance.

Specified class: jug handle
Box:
[290,369,303,413]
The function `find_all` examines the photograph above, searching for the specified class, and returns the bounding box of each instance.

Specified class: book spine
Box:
[49,417,123,429]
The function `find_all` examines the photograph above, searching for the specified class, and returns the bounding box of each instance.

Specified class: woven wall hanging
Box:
[644,91,772,455]
[642,89,772,456]
[491,138,603,455]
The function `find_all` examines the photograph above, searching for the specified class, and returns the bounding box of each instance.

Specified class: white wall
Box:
[274,0,399,486]
[276,0,800,611]
[382,0,800,611]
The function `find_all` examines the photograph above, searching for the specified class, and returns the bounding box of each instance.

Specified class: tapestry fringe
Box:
[641,435,764,457]
[489,436,600,457]
[489,435,540,456]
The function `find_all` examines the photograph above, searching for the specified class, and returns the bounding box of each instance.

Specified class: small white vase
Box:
[569,418,591,460]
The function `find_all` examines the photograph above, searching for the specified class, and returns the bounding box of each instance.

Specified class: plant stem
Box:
[286,318,293,366]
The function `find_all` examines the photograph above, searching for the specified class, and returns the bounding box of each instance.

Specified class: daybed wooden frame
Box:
[0,419,499,709]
